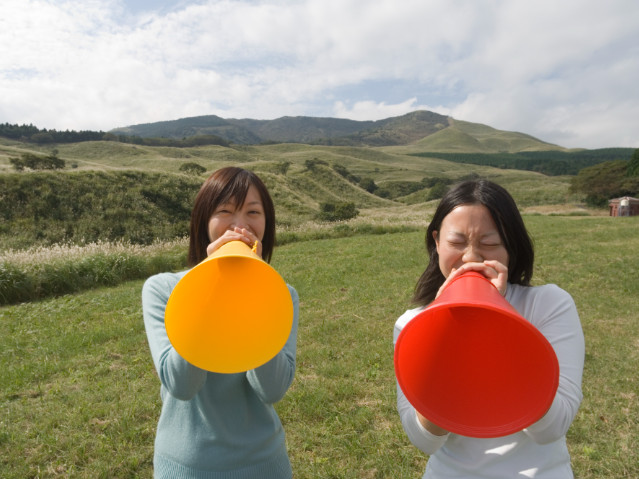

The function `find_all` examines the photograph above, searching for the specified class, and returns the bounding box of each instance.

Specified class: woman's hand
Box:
[206,227,263,258]
[436,260,509,299]
[416,411,449,436]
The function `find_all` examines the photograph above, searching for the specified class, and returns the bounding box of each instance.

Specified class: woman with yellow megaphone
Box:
[142,167,299,478]
[393,180,584,478]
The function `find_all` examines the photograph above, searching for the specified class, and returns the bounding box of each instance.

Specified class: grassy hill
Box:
[392,119,561,153]
[0,130,601,252]
[109,110,556,149]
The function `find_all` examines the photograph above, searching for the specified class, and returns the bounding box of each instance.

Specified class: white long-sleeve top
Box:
[394,283,585,479]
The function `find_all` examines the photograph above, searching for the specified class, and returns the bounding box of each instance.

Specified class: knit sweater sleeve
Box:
[247,285,300,404]
[142,273,207,401]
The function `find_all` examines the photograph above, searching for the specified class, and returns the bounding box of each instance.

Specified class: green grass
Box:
[1,284,157,477]
[1,216,638,477]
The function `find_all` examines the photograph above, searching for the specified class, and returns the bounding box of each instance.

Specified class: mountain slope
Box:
[228,116,376,143]
[111,115,262,144]
[110,110,556,151]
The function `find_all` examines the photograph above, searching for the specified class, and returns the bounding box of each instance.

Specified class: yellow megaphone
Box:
[165,240,294,374]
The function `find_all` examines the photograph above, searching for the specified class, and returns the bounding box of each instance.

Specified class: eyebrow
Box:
[218,199,262,207]
[447,230,500,238]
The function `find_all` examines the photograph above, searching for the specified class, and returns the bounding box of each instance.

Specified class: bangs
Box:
[216,173,251,208]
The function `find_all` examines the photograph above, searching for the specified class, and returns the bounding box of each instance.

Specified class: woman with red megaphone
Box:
[393,179,584,478]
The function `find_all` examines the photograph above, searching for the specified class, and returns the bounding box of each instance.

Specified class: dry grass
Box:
[1,238,188,267]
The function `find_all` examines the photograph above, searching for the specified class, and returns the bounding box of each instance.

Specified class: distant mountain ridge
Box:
[110,110,560,151]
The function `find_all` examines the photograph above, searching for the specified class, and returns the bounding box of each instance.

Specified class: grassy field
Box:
[1,215,637,478]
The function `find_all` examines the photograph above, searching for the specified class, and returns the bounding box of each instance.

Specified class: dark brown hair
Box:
[187,167,276,266]
[413,179,534,306]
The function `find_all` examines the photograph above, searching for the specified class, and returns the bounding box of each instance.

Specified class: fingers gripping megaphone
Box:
[394,271,559,438]
[165,241,294,374]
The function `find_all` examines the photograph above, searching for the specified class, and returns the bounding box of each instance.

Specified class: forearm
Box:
[247,285,299,404]
[247,349,295,403]
[524,286,585,444]
[156,348,207,400]
[142,274,207,400]
[397,384,449,455]
[524,375,583,444]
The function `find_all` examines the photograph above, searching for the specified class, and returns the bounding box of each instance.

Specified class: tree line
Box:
[0,122,229,147]
[410,148,635,176]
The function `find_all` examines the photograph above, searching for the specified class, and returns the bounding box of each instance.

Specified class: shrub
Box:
[318,201,359,221]
[0,262,33,304]
[179,162,207,175]
[428,180,450,200]
[332,163,360,184]
[9,152,65,171]
[304,158,329,171]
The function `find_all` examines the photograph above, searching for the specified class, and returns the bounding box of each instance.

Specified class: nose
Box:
[230,213,250,231]
[462,245,483,263]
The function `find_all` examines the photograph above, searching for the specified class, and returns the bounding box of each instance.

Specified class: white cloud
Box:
[0,0,637,148]
[332,98,450,122]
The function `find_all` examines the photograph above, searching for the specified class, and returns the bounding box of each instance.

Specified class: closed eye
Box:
[214,206,234,215]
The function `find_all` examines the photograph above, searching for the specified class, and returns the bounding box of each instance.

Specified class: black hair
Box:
[188,167,276,266]
[413,179,534,306]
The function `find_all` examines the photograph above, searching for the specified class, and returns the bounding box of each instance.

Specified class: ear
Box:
[432,230,439,248]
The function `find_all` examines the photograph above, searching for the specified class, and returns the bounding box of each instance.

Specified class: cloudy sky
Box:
[1,0,637,149]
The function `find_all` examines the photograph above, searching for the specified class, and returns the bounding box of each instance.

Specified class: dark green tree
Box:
[428,180,450,200]
[570,160,639,206]
[359,177,378,193]
[626,148,639,177]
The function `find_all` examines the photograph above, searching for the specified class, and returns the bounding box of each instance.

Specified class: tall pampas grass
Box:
[1,238,188,305]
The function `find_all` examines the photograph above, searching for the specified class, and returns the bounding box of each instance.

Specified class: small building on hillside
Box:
[609,196,639,217]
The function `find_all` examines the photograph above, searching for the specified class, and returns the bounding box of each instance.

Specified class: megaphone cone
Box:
[394,271,559,438]
[165,241,294,374]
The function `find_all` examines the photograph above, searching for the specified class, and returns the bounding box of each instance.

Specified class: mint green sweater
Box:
[142,271,299,478]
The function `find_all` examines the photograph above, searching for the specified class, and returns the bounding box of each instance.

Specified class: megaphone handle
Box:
[252,240,258,253]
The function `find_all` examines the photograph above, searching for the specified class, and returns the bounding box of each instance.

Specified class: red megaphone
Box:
[394,271,559,438]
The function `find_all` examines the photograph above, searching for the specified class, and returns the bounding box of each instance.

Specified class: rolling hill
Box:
[109,110,558,150]
[3,110,632,251]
